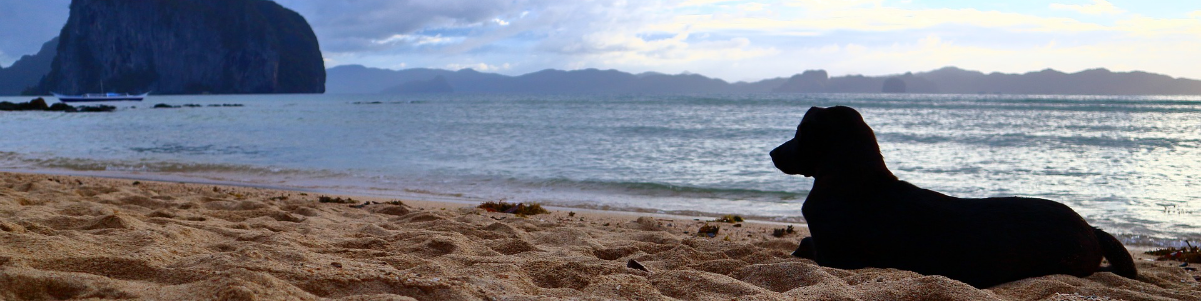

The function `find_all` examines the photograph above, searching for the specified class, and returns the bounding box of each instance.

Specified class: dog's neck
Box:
[813,152,897,188]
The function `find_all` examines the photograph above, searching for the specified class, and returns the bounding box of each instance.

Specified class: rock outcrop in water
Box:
[0,38,58,95]
[0,97,114,112]
[32,0,325,95]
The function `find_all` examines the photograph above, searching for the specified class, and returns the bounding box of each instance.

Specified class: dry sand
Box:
[0,171,1197,300]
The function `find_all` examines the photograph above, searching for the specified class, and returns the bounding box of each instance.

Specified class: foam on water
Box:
[1,93,1198,246]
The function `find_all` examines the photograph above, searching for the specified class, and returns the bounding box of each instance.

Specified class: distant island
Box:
[2,0,325,96]
[326,65,1201,96]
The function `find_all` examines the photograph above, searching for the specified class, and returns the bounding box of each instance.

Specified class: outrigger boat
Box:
[52,92,148,103]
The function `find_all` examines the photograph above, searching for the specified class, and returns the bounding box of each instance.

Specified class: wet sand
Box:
[0,171,1197,300]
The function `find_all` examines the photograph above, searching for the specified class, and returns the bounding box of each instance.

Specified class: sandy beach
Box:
[0,171,1197,300]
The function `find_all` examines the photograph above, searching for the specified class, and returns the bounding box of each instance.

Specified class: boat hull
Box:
[53,93,148,103]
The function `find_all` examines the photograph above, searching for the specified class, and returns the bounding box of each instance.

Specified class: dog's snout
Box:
[770,141,789,162]
[772,139,805,175]
[772,139,796,158]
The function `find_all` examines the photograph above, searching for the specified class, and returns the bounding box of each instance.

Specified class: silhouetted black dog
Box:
[771,106,1137,288]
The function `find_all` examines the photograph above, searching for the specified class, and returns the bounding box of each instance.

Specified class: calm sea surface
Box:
[2,93,1198,245]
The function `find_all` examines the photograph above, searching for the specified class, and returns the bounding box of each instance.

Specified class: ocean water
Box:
[2,93,1199,245]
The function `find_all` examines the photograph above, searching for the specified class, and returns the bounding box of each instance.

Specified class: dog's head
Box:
[770,106,890,178]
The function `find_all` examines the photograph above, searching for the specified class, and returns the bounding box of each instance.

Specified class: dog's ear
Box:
[818,106,893,179]
[822,106,878,153]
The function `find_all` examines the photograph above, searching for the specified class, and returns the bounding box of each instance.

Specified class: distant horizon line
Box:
[326,64,1198,84]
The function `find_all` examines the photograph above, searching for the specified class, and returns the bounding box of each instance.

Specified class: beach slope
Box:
[0,172,1196,300]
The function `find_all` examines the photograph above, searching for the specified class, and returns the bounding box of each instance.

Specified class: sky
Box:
[1,0,1199,82]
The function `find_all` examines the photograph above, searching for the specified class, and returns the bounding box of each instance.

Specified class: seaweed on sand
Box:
[317,196,356,204]
[478,201,549,216]
[713,215,744,223]
[1146,242,1201,263]
[697,224,720,238]
[771,225,795,238]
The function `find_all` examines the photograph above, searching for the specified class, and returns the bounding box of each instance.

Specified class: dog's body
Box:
[771,106,1137,288]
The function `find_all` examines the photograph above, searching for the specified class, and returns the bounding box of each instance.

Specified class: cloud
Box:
[274,0,549,53]
[654,7,1110,35]
[1049,0,1125,15]
[782,0,884,10]
[371,34,463,47]
[738,3,765,12]
[1114,15,1201,37]
[678,0,739,7]
[446,62,512,71]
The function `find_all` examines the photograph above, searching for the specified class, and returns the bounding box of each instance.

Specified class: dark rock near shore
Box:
[76,105,116,112]
[32,0,325,95]
[25,98,48,110]
[47,103,76,112]
[0,98,49,111]
[0,98,112,113]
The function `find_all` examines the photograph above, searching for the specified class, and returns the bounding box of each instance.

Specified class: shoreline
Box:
[0,171,1198,300]
[0,167,806,226]
[4,166,1196,248]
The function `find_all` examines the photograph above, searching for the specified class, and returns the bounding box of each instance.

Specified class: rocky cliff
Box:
[34,0,324,95]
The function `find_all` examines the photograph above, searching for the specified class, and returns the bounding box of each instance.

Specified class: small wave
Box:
[878,132,1188,149]
[1118,234,1201,248]
[527,178,807,202]
[548,202,807,223]
[9,154,343,178]
[129,143,264,156]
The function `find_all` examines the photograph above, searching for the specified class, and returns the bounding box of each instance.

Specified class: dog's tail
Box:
[1094,227,1137,279]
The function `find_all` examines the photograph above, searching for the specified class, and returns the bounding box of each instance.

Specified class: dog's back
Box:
[805,180,1117,287]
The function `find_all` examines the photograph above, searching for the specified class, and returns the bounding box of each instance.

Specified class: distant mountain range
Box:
[326,65,779,94]
[327,65,1201,96]
[7,49,1201,96]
